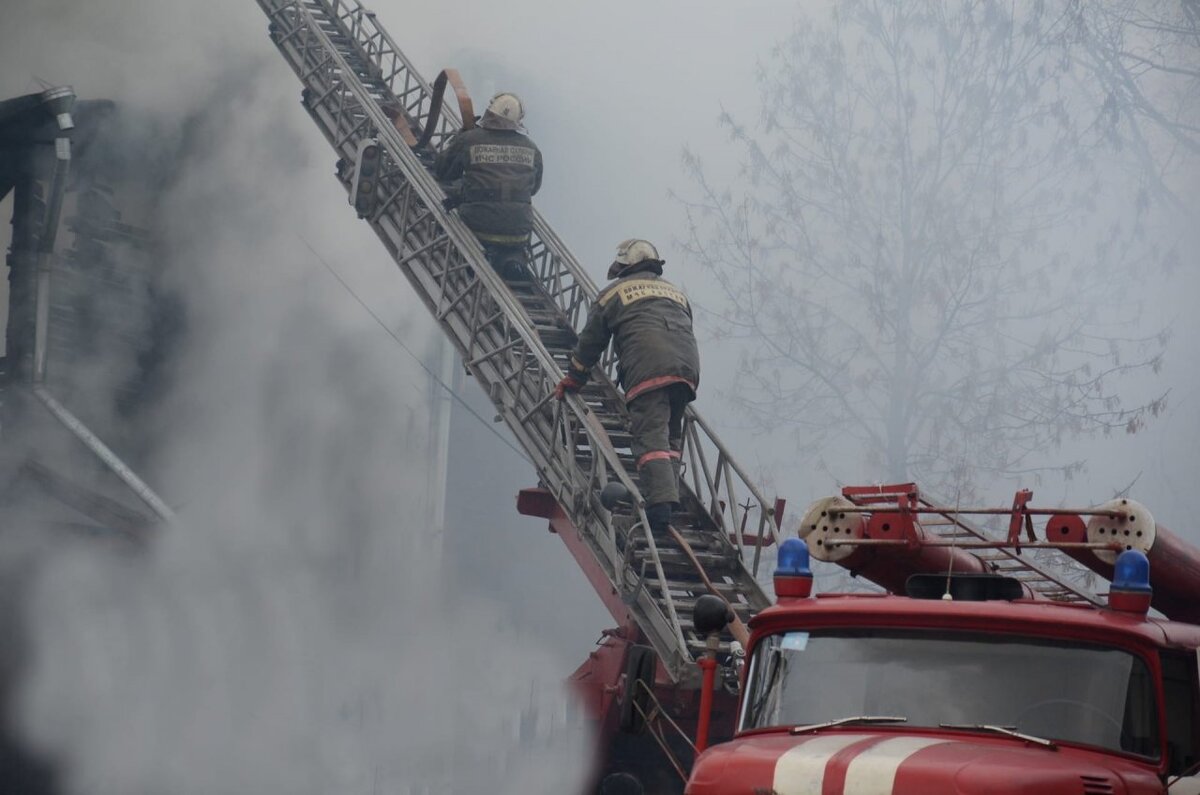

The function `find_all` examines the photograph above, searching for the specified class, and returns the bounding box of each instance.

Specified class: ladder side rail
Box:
[529,241,589,330]
[718,452,745,559]
[683,408,782,571]
[262,0,695,674]
[683,417,709,511]
[684,417,731,543]
[676,418,772,606]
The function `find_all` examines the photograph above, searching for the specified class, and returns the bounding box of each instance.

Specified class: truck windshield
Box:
[740,630,1159,757]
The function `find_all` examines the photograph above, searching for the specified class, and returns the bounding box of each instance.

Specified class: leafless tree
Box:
[680,0,1182,498]
[1058,0,1200,213]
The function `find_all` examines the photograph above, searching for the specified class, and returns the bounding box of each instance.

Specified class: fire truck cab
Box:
[686,487,1200,795]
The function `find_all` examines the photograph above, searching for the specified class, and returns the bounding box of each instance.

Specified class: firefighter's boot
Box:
[484,244,531,282]
[645,502,672,535]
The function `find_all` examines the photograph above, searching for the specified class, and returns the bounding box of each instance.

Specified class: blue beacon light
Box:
[776,539,811,575]
[774,538,813,599]
[1112,549,1152,592]
[1110,549,1152,615]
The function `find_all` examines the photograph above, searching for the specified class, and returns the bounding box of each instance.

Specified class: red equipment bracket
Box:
[1007,488,1034,550]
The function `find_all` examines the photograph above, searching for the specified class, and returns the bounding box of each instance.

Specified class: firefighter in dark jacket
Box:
[434,92,543,279]
[554,239,700,533]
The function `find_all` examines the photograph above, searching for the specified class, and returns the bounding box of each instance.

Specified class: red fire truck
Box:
[684,484,1200,795]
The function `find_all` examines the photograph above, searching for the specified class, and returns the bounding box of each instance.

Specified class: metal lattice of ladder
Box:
[838,484,1104,606]
[916,493,1103,605]
[256,0,777,682]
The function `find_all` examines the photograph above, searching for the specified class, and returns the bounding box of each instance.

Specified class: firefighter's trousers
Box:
[629,384,690,508]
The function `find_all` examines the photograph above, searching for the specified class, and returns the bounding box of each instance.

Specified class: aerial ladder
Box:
[253,0,778,688]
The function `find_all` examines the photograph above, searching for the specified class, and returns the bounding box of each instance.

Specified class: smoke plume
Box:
[2,1,590,792]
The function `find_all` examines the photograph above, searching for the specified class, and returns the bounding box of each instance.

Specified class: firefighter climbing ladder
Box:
[256,0,776,682]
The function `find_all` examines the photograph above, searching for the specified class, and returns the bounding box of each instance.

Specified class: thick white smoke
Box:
[3,1,590,792]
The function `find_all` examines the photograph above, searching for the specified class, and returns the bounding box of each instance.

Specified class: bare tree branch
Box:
[679,0,1183,495]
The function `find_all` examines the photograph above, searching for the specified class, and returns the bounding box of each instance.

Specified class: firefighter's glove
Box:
[554,374,585,400]
[441,194,462,212]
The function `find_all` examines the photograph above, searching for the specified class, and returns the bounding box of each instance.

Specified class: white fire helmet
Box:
[609,239,663,278]
[616,239,661,265]
[480,92,525,130]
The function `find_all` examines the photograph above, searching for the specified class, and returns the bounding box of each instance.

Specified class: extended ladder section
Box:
[257,0,775,682]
